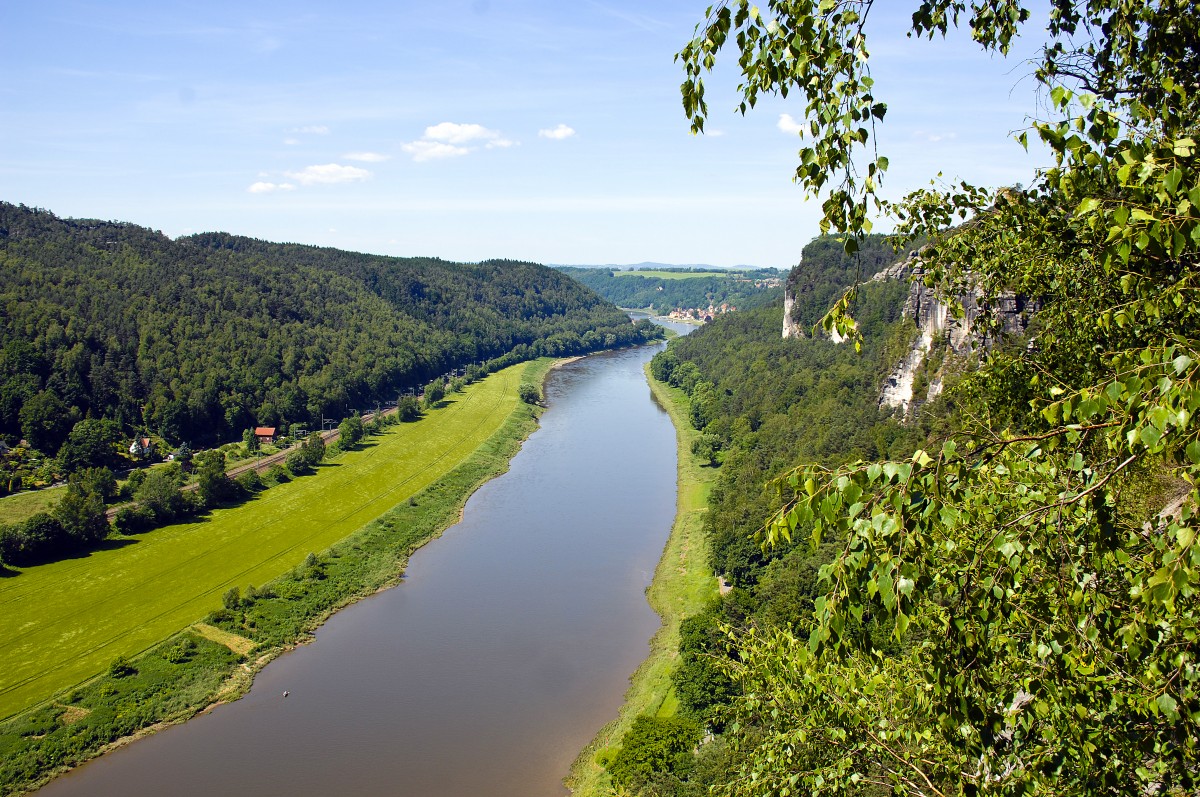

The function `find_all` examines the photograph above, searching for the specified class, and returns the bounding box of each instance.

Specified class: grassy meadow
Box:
[567,364,718,796]
[0,488,63,527]
[0,363,525,719]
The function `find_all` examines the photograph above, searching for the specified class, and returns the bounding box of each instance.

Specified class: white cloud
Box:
[401,140,470,162]
[247,181,296,194]
[343,151,392,162]
[424,122,501,144]
[283,137,300,146]
[538,124,576,140]
[283,163,371,185]
[403,122,515,161]
[777,113,804,135]
[292,125,330,135]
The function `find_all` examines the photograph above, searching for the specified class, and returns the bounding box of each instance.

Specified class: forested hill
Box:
[556,266,784,312]
[0,202,657,452]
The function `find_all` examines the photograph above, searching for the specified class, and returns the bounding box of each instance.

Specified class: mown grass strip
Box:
[190,624,256,657]
[0,359,554,797]
[0,363,524,719]
[566,364,718,797]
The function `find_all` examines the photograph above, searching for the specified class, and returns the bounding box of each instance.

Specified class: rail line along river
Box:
[39,327,692,797]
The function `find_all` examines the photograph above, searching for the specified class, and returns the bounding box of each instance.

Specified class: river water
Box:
[40,330,690,797]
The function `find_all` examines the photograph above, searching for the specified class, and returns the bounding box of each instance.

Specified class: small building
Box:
[254,427,278,444]
[129,437,152,457]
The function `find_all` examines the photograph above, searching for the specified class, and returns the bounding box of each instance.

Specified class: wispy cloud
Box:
[283,137,300,146]
[403,122,515,161]
[538,124,576,140]
[283,163,371,185]
[401,141,470,162]
[343,151,391,162]
[777,113,804,135]
[247,181,296,194]
[292,125,330,135]
[912,130,959,143]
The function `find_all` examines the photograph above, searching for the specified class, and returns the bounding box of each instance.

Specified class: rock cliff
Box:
[874,258,1035,415]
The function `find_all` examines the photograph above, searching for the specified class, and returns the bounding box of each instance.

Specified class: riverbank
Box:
[566,364,718,796]
[0,359,554,797]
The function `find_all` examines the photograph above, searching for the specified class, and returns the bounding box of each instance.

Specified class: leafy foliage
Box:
[676,0,1200,794]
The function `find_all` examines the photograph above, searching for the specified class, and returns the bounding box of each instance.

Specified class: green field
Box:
[613,270,730,280]
[0,488,63,527]
[0,364,524,719]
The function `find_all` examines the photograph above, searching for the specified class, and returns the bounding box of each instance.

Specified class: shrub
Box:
[608,716,702,788]
[113,505,154,535]
[264,464,289,485]
[285,449,310,476]
[396,396,422,422]
[235,469,264,493]
[518,384,541,405]
[108,655,136,679]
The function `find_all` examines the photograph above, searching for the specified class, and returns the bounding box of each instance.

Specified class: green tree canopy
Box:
[57,418,122,474]
[678,0,1200,794]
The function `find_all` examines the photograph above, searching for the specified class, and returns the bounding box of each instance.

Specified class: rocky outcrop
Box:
[782,288,803,339]
[876,259,1034,415]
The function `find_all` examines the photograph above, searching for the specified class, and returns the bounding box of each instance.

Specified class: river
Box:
[39,327,691,797]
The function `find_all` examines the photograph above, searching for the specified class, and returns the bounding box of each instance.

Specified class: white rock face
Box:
[782,286,802,339]
[879,298,949,413]
[876,259,1034,415]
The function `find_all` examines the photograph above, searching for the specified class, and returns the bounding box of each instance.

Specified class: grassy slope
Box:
[0,359,554,796]
[567,364,718,796]
[0,364,524,719]
[0,488,63,527]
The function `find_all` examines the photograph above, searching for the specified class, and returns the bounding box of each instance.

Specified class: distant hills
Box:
[0,203,659,453]
[552,261,777,272]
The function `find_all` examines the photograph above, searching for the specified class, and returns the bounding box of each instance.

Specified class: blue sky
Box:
[2,1,1051,268]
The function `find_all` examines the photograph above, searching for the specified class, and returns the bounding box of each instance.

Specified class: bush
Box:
[518,384,541,405]
[338,415,365,448]
[235,469,264,493]
[423,378,446,408]
[285,449,311,476]
[162,637,197,664]
[264,464,289,485]
[608,716,703,788]
[396,396,422,422]
[108,655,136,679]
[113,505,155,535]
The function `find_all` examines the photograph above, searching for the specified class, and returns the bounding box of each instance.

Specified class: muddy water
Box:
[40,336,690,797]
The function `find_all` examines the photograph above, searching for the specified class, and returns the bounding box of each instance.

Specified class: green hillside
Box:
[0,203,658,454]
[557,266,784,312]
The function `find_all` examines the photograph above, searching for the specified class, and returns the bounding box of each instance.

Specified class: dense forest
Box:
[603,239,949,793]
[0,203,659,457]
[784,234,914,328]
[556,266,783,313]
[613,0,1200,793]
